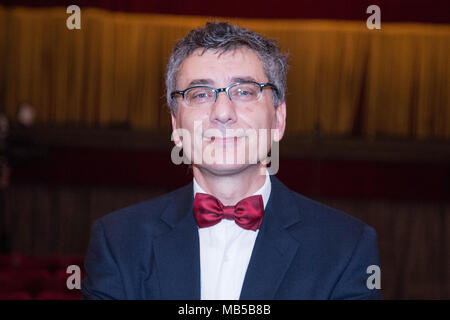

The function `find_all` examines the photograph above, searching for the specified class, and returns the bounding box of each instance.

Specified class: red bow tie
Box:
[193,193,264,231]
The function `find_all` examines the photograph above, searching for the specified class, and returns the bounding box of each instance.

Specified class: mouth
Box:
[204,136,245,143]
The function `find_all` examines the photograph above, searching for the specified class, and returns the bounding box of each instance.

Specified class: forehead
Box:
[177,47,267,88]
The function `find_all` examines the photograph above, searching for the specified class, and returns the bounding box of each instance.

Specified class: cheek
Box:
[177,109,209,130]
[241,105,275,129]
[244,106,254,114]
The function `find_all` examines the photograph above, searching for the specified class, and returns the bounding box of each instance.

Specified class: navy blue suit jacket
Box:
[82,176,382,299]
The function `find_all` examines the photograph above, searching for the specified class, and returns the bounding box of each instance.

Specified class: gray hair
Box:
[165,22,289,114]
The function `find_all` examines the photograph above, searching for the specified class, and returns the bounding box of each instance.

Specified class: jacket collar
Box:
[239,175,303,299]
[153,182,201,299]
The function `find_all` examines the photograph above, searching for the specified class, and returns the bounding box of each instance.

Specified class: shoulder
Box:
[273,176,377,245]
[274,178,381,295]
[294,191,370,233]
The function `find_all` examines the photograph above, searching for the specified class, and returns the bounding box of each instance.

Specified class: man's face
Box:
[171,47,286,176]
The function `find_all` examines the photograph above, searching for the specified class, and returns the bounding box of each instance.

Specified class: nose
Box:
[209,90,237,125]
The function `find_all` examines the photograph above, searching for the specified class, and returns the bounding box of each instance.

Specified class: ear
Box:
[171,112,183,147]
[273,101,286,142]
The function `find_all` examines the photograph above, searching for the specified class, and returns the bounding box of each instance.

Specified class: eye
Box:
[237,89,252,96]
[186,88,214,104]
[231,83,260,101]
[194,92,209,99]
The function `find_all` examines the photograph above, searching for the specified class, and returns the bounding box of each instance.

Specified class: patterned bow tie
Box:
[193,193,264,231]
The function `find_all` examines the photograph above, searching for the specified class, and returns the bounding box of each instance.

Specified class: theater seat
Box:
[0,253,86,299]
[27,255,65,274]
[47,269,70,291]
[0,291,33,300]
[0,254,85,272]
[0,269,26,292]
[35,291,82,300]
[0,268,52,295]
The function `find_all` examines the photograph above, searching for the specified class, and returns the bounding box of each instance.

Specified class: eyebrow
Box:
[186,76,259,88]
[230,76,258,83]
[187,79,214,87]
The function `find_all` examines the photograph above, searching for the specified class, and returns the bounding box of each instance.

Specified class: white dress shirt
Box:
[193,171,271,300]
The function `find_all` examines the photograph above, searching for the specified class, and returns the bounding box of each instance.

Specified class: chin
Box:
[194,163,255,177]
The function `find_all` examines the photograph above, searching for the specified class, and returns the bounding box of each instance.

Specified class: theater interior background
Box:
[0,0,449,299]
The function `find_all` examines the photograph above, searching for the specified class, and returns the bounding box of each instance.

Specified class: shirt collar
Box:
[193,169,271,209]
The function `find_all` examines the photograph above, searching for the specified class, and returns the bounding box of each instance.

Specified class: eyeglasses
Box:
[170,81,278,108]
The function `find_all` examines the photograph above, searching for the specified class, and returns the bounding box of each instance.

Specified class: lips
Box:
[201,127,248,145]
[214,136,244,143]
[203,135,245,142]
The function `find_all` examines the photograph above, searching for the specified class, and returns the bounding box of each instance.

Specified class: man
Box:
[82,22,382,300]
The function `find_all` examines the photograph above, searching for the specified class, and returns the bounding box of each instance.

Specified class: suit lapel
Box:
[152,183,201,299]
[239,176,302,299]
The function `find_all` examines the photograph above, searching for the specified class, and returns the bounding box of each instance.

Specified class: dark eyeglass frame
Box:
[170,81,278,105]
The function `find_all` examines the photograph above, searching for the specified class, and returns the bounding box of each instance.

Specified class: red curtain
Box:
[1,0,449,23]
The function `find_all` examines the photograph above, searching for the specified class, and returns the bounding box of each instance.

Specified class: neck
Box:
[193,165,266,206]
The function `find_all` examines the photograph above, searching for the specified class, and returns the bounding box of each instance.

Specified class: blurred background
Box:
[0,0,449,300]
